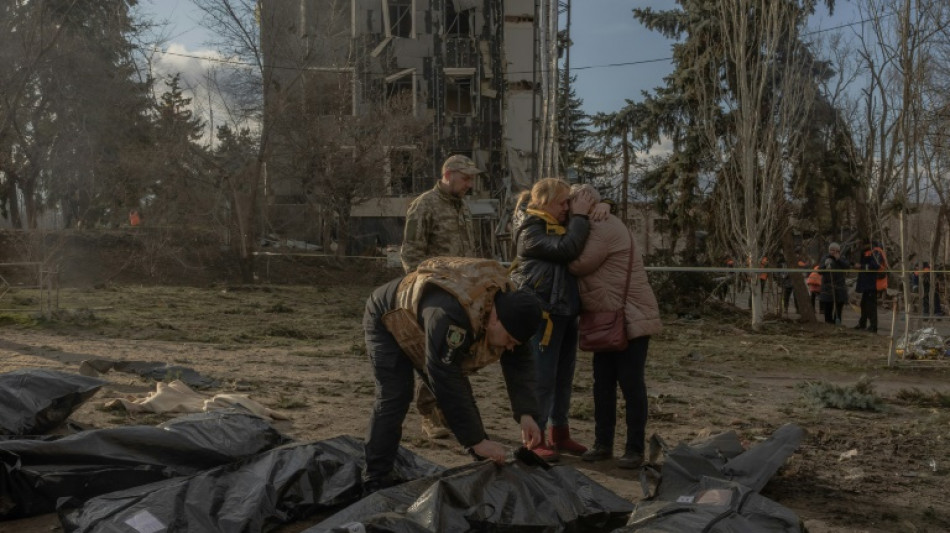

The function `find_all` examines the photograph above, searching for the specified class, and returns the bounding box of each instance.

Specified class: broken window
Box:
[444,76,473,115]
[387,0,413,38]
[444,2,472,36]
[385,69,415,114]
[387,77,413,103]
[386,147,419,195]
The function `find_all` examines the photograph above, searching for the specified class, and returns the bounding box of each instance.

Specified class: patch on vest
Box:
[446,325,466,348]
[442,325,467,365]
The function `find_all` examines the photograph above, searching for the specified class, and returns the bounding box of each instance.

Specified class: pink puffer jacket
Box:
[568,214,662,340]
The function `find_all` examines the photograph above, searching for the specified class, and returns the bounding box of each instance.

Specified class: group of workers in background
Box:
[719,240,944,328]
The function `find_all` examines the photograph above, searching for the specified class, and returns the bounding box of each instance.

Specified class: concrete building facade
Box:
[260,0,558,258]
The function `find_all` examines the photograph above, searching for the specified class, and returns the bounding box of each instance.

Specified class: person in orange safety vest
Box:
[873,243,888,295]
[806,265,822,312]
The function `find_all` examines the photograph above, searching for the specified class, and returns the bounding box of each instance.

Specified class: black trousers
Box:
[782,287,794,312]
[591,336,649,455]
[362,299,415,485]
[823,301,844,324]
[858,290,878,329]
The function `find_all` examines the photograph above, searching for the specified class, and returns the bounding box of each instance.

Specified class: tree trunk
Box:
[750,274,764,330]
[781,229,816,323]
[2,170,22,229]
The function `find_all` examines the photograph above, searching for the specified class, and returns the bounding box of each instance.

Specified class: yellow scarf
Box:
[523,208,563,348]
[525,208,566,235]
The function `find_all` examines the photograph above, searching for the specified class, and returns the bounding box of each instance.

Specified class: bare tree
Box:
[851,0,950,344]
[191,0,281,281]
[698,1,822,328]
[195,0,432,267]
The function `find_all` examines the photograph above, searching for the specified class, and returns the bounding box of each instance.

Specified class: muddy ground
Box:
[1,261,949,532]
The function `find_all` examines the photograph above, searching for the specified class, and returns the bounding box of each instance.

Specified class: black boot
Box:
[581,443,613,462]
[618,451,644,469]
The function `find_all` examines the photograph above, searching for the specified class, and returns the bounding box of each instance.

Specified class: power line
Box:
[571,57,672,72]
[148,13,883,76]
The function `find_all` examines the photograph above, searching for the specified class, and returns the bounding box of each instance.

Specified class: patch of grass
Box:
[778,405,796,416]
[41,308,100,326]
[162,369,185,383]
[263,326,308,339]
[289,349,333,358]
[798,375,885,412]
[0,313,37,326]
[895,388,950,408]
[11,295,36,306]
[273,395,307,409]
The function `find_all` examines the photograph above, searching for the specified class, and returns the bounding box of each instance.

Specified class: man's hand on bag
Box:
[472,439,508,464]
[520,414,541,448]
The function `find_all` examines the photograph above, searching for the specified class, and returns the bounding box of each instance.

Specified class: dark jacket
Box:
[510,212,590,317]
[856,247,882,293]
[819,254,850,304]
[366,279,538,447]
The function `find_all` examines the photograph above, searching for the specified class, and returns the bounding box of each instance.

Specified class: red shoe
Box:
[531,440,560,462]
[551,425,588,456]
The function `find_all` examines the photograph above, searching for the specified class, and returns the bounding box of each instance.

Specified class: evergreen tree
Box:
[557,74,595,182]
[627,0,849,263]
[144,74,211,227]
[0,0,154,228]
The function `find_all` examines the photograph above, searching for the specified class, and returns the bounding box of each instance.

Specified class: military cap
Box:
[442,155,483,176]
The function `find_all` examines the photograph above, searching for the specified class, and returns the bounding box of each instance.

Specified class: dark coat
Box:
[510,212,590,316]
[856,247,883,293]
[819,254,850,304]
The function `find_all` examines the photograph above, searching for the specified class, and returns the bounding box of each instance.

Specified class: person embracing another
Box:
[509,178,595,462]
[567,184,662,469]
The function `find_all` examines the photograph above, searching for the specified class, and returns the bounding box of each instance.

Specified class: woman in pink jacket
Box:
[568,185,662,469]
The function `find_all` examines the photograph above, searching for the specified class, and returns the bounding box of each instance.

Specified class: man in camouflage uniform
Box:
[362,257,543,494]
[399,154,481,438]
[400,154,479,272]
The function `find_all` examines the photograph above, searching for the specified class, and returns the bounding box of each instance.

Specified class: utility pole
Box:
[621,124,629,224]
[559,0,571,175]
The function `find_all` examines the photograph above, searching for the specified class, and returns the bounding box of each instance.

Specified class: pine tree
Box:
[1,0,155,228]
[557,74,596,182]
[144,74,211,227]
[628,0,851,260]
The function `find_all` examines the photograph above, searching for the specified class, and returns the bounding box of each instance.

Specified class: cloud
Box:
[152,43,222,90]
[149,44,238,144]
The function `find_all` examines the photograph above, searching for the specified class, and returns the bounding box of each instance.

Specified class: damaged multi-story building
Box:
[260,0,565,259]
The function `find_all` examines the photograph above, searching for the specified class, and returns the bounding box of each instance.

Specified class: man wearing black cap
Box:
[361,257,543,494]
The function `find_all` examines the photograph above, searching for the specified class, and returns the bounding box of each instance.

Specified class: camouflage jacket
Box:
[400,184,475,272]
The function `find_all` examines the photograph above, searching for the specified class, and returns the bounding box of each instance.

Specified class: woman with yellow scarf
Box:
[509,178,595,461]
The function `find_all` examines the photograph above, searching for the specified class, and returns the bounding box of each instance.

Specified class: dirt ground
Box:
[1,261,950,532]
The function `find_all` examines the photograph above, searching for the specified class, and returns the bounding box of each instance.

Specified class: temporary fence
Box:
[0,261,57,316]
